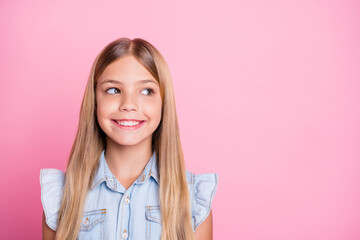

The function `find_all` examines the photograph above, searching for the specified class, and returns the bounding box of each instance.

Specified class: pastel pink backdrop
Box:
[0,0,359,239]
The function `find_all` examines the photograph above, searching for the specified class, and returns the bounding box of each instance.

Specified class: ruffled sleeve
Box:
[188,172,219,232]
[40,168,65,231]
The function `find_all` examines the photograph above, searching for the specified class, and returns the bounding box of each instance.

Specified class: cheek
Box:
[97,97,116,116]
[142,100,162,121]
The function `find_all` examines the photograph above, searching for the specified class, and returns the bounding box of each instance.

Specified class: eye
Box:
[141,88,154,96]
[106,88,120,94]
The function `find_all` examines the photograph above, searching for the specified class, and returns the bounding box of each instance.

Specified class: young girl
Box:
[40,38,218,240]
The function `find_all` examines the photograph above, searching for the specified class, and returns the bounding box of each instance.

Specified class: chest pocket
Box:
[78,209,107,240]
[145,205,162,240]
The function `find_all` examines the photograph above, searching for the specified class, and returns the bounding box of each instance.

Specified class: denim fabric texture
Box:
[40,149,218,240]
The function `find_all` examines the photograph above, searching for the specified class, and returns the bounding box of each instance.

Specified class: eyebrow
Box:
[100,79,158,86]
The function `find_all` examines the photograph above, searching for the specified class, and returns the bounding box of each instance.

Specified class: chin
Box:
[116,141,142,146]
[108,135,150,147]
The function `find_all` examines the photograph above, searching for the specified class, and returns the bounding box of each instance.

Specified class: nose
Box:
[119,92,137,112]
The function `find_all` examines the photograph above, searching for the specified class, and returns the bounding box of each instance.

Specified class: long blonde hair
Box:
[55,38,194,240]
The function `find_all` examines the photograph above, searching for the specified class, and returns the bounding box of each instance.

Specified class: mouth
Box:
[112,119,145,130]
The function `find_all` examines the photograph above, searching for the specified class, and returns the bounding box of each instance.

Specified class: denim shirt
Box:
[40,150,218,240]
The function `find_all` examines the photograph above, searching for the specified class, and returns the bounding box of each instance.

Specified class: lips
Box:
[112,119,145,130]
[112,119,144,124]
[113,119,144,122]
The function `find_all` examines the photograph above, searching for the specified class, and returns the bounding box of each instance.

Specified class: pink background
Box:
[1,0,359,239]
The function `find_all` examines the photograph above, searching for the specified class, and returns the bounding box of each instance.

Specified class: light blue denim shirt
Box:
[40,150,218,239]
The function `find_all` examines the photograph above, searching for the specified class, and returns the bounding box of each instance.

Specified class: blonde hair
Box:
[55,38,194,240]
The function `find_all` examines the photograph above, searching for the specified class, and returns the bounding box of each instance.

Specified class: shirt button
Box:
[125,195,130,204]
[122,229,128,238]
[83,217,90,227]
[141,174,146,182]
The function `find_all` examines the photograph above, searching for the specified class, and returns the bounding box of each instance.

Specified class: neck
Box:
[104,137,153,185]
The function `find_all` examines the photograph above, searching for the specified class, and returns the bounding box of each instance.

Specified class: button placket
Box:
[119,187,134,240]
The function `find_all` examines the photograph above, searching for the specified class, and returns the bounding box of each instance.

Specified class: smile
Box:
[112,119,145,130]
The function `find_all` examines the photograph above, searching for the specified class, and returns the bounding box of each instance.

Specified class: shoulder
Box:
[185,170,219,232]
[40,168,65,231]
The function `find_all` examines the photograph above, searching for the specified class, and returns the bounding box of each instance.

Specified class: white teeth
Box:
[117,121,141,126]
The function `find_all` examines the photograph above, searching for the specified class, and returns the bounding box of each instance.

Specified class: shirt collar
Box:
[91,149,159,191]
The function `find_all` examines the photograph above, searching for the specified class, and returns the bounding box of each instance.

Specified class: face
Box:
[95,55,162,148]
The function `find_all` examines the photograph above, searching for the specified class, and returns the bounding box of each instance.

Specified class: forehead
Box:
[98,55,156,84]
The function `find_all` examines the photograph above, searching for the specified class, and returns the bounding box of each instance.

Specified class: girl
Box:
[40,38,218,240]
